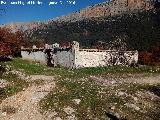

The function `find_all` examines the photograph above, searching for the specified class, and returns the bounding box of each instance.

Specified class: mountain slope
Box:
[1,0,160,52]
[25,0,160,51]
[2,0,153,30]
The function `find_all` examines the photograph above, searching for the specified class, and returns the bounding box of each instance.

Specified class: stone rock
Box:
[111,81,116,84]
[63,106,75,115]
[125,103,140,111]
[110,106,115,110]
[0,79,8,88]
[67,114,77,120]
[133,97,138,101]
[45,111,57,119]
[115,112,120,119]
[72,99,81,105]
[1,112,7,116]
[118,91,125,96]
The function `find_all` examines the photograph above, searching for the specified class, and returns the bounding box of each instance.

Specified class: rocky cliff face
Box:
[51,0,154,23]
[79,0,153,18]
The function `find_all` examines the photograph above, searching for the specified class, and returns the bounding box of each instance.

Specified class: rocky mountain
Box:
[54,0,153,22]
[79,0,153,18]
[1,0,154,29]
[1,0,160,52]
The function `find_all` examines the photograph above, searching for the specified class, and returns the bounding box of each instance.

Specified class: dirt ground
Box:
[0,73,160,120]
[0,75,55,120]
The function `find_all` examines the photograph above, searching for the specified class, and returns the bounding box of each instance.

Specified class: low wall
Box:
[21,47,138,69]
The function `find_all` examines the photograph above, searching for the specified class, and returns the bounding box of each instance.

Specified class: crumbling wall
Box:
[75,51,106,68]
[21,50,47,64]
[52,50,74,68]
[21,41,138,69]
[74,50,138,68]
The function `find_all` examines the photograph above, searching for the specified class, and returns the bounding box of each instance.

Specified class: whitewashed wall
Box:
[53,50,75,68]
[21,41,138,69]
[74,50,138,68]
[21,51,47,64]
[75,51,106,68]
[21,50,138,68]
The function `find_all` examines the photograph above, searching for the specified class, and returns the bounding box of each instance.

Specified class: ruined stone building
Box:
[21,41,138,69]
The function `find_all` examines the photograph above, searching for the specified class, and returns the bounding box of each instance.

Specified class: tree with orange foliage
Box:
[0,27,24,56]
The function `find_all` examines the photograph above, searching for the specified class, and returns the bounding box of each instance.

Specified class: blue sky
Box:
[0,0,107,24]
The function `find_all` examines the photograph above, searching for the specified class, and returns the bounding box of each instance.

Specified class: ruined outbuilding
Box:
[21,41,138,69]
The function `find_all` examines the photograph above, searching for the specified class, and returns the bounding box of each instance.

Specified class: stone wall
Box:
[74,49,138,68]
[75,50,106,68]
[21,41,138,69]
[21,50,47,64]
[52,50,74,68]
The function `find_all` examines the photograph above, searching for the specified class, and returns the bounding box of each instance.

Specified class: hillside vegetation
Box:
[26,10,159,51]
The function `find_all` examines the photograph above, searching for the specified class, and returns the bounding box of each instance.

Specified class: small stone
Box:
[115,113,120,119]
[73,99,81,105]
[125,103,140,111]
[46,111,57,119]
[64,106,75,115]
[135,106,140,111]
[110,106,115,110]
[118,91,125,96]
[133,97,138,101]
[111,81,116,84]
[2,112,7,116]
[67,114,77,120]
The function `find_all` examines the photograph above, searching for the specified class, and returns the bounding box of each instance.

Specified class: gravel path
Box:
[90,74,160,86]
[131,74,160,85]
[0,75,55,120]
